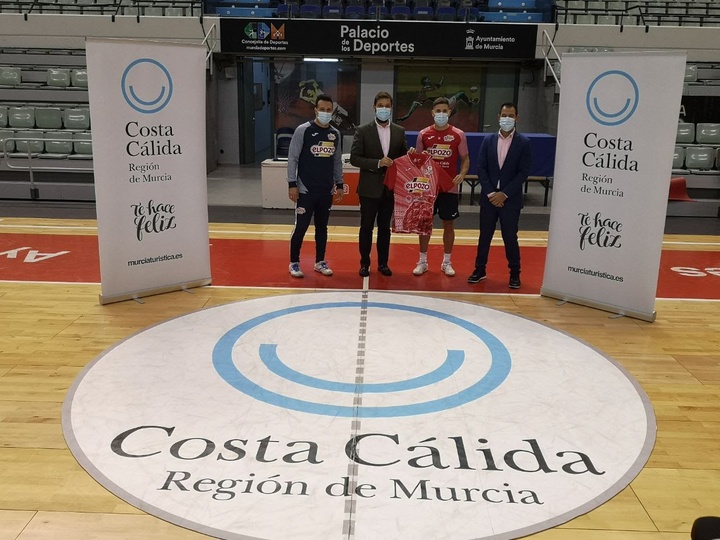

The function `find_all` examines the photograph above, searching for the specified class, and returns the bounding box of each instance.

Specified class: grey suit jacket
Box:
[350,120,408,198]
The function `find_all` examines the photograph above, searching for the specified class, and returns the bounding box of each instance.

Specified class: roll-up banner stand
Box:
[87,39,211,304]
[541,52,686,322]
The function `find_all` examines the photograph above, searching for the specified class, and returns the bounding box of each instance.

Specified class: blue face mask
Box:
[434,112,449,127]
[499,117,516,132]
[317,111,333,126]
[375,107,392,122]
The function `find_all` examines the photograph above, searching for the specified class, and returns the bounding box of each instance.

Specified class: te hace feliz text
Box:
[124,121,181,157]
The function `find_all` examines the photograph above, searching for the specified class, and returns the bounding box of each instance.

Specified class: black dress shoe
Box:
[509,274,521,289]
[378,264,393,276]
[359,266,370,277]
[467,268,487,284]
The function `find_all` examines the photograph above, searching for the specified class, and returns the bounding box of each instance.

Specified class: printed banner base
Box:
[99,277,211,305]
[540,287,656,323]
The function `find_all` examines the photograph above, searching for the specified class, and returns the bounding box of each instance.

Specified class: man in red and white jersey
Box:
[411,97,470,277]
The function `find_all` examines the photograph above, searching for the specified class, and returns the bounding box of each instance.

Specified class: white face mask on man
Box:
[316,111,333,126]
[375,107,392,122]
[434,112,449,127]
[499,117,516,132]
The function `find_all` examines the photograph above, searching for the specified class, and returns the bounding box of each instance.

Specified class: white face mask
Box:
[375,107,392,122]
[434,112,449,127]
[316,111,333,126]
[499,117,516,132]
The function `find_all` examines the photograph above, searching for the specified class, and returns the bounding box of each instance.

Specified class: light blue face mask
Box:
[434,112,449,127]
[499,117,516,132]
[375,107,392,122]
[317,111,333,126]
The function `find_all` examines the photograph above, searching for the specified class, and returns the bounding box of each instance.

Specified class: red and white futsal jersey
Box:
[384,153,454,236]
[415,125,468,194]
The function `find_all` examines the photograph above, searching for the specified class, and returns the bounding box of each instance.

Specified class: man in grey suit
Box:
[350,91,408,278]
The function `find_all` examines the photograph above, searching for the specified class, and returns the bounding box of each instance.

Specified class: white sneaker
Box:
[289,262,304,278]
[314,261,333,276]
[413,261,428,276]
[441,261,456,276]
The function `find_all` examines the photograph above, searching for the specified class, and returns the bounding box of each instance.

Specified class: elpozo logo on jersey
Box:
[404,177,432,194]
[121,58,173,114]
[585,70,639,127]
[427,144,453,159]
[311,141,336,157]
[63,292,655,540]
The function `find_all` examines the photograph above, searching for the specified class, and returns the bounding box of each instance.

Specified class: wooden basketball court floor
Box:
[1,216,719,539]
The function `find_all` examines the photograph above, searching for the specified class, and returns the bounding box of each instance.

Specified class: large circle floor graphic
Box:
[63,292,655,540]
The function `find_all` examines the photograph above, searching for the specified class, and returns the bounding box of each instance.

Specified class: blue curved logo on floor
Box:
[213,302,511,417]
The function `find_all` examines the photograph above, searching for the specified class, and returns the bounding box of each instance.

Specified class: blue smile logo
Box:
[121,58,173,114]
[213,302,512,418]
[586,70,639,126]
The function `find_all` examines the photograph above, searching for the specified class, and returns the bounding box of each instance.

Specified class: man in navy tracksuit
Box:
[287,93,344,278]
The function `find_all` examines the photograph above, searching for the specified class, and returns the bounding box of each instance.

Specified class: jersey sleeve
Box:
[457,129,469,157]
[384,161,398,191]
[415,129,425,152]
[435,161,456,193]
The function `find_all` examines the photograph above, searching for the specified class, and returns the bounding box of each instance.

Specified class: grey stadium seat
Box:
[684,146,715,171]
[695,123,720,145]
[676,122,695,144]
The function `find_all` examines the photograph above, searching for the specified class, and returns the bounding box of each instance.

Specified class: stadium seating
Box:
[35,107,63,130]
[47,68,71,88]
[684,146,715,170]
[673,146,686,170]
[0,105,7,127]
[8,107,35,129]
[71,69,88,88]
[62,108,91,131]
[676,122,695,144]
[42,131,73,158]
[0,129,14,153]
[70,132,93,159]
[696,123,720,145]
[14,130,44,156]
[0,67,22,86]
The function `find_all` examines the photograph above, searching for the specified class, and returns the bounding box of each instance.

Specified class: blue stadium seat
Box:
[276,2,299,17]
[391,4,411,18]
[299,3,321,17]
[367,5,388,18]
[344,4,366,17]
[436,5,457,19]
[413,5,434,18]
[489,0,536,7]
[322,4,343,17]
[458,6,480,19]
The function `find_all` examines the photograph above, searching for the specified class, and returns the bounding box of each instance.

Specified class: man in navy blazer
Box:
[468,102,532,289]
[350,91,408,277]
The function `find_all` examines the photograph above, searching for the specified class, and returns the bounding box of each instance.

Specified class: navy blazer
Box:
[477,131,532,210]
[350,120,408,199]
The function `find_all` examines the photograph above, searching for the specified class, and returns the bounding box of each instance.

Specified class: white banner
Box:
[87,39,211,304]
[541,52,686,322]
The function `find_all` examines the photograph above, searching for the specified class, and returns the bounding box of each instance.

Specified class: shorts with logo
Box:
[434,191,460,221]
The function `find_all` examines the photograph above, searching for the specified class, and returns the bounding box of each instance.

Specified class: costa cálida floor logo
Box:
[63,292,655,540]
